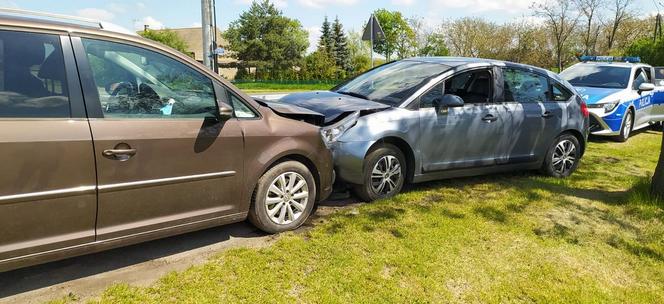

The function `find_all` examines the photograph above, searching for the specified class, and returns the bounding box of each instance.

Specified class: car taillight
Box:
[581,101,589,118]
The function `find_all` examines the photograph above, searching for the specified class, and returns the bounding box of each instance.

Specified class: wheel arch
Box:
[260,154,322,201]
[560,129,586,156]
[368,136,416,183]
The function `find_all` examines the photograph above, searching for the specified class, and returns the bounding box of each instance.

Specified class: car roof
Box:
[571,61,652,69]
[404,56,554,75]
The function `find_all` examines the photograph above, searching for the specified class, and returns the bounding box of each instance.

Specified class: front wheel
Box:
[352,144,406,202]
[248,161,317,234]
[541,134,581,178]
[615,110,634,142]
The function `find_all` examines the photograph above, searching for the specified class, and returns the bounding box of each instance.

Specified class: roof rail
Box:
[0,8,137,36]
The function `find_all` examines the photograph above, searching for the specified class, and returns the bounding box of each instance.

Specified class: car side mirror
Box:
[433,94,464,115]
[638,83,655,93]
[218,101,233,121]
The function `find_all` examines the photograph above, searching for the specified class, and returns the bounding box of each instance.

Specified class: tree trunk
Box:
[653,129,664,198]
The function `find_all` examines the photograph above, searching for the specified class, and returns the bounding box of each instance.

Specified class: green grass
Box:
[232,82,335,93]
[79,130,664,303]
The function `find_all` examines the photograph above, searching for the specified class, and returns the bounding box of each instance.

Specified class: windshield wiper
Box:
[337,91,370,101]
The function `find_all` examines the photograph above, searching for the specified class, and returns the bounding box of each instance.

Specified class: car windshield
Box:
[334,60,449,106]
[560,65,631,89]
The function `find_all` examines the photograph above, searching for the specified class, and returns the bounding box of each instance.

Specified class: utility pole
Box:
[201,0,213,70]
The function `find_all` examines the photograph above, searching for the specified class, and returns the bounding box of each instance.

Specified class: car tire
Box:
[248,161,317,234]
[352,144,406,202]
[541,134,581,178]
[615,109,634,142]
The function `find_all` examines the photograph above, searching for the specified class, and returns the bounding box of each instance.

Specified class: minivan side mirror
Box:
[218,101,233,121]
[638,83,656,93]
[434,94,464,115]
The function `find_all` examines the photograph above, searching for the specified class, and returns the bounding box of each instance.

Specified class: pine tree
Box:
[332,16,352,77]
[318,16,335,55]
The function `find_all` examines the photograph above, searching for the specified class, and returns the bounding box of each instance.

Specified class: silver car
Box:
[279,57,590,201]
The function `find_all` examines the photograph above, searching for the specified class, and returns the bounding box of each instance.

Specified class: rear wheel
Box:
[248,161,316,233]
[352,144,406,202]
[615,110,634,142]
[541,134,581,178]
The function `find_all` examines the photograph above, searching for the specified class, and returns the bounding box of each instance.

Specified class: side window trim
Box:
[71,36,104,118]
[61,35,86,118]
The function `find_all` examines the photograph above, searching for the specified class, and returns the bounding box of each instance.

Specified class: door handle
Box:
[102,148,137,161]
[542,111,553,118]
[482,114,498,123]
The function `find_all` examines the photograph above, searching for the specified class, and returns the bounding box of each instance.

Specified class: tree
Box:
[409,17,449,57]
[224,0,309,80]
[138,29,190,56]
[575,0,605,55]
[606,0,634,51]
[625,38,664,66]
[347,30,372,76]
[654,132,664,199]
[318,16,335,55]
[372,9,416,61]
[533,0,581,71]
[300,50,338,80]
[332,16,352,77]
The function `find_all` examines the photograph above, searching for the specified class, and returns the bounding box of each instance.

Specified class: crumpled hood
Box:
[254,98,326,126]
[278,91,391,124]
[574,86,624,104]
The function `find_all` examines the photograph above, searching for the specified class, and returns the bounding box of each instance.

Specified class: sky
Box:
[2,0,662,52]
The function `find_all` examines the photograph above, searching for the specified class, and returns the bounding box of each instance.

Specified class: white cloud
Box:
[392,0,415,5]
[107,3,126,14]
[191,21,202,27]
[135,16,164,30]
[430,0,540,14]
[76,8,115,22]
[305,26,321,53]
[298,0,358,9]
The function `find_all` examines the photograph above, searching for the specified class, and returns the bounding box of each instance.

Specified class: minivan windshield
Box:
[334,60,449,106]
[560,65,631,89]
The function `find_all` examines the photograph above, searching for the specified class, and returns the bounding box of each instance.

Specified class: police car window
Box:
[82,38,217,119]
[0,30,70,118]
[560,65,630,89]
[656,67,664,80]
[551,83,572,102]
[503,68,549,103]
[633,69,648,90]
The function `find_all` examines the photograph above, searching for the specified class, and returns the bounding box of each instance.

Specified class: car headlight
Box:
[601,101,619,113]
[320,111,359,146]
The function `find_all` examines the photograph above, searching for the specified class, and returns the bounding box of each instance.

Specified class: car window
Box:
[656,67,664,80]
[228,92,257,118]
[82,38,216,119]
[633,68,648,90]
[551,82,573,102]
[0,30,70,118]
[420,83,444,108]
[444,69,492,103]
[503,68,549,103]
[560,65,630,89]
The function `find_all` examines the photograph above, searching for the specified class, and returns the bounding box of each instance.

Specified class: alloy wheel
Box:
[552,139,577,175]
[623,112,633,139]
[370,155,403,195]
[265,172,309,225]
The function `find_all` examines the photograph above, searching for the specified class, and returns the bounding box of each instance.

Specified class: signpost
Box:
[362,14,385,68]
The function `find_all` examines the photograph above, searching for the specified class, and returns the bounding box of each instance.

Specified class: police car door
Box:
[631,67,654,126]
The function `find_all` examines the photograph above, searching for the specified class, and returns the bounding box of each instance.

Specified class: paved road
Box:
[0,198,359,303]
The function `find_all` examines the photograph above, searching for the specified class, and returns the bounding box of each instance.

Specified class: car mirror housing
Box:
[434,94,464,115]
[638,83,655,93]
[218,101,233,121]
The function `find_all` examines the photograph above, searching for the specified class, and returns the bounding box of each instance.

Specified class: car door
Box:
[0,31,97,263]
[418,68,508,172]
[500,68,564,163]
[72,37,244,240]
[654,67,664,119]
[631,67,654,126]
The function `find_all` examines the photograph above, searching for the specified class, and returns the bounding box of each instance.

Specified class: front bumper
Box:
[329,140,376,185]
[588,108,624,136]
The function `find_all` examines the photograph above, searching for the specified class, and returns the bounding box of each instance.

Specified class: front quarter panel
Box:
[332,108,420,184]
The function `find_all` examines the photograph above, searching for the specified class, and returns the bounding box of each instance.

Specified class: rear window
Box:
[0,30,70,118]
[560,65,630,89]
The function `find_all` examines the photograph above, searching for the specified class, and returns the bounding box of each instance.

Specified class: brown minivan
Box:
[0,12,333,272]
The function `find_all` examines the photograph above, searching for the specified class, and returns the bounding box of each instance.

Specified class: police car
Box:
[560,56,664,142]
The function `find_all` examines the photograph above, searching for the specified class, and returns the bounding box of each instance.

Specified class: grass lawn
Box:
[65,130,664,303]
[233,82,335,93]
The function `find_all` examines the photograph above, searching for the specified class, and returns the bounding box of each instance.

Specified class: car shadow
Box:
[0,222,265,299]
